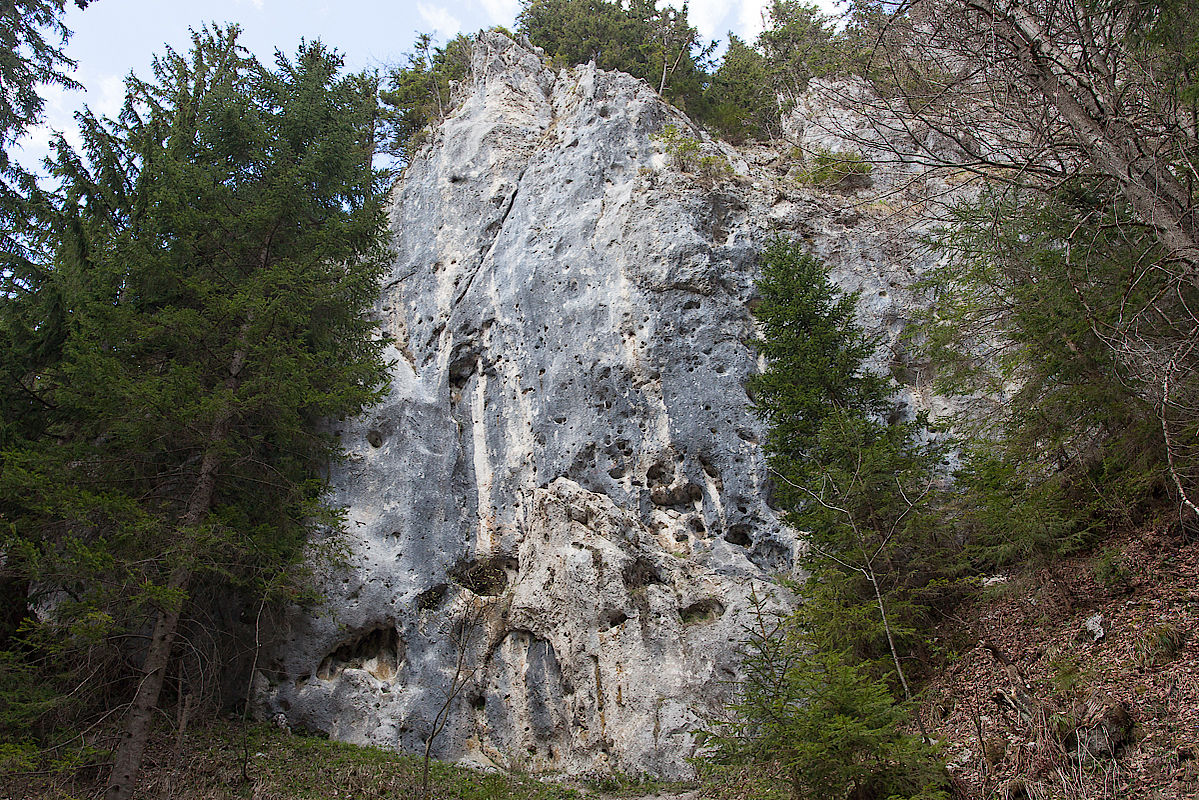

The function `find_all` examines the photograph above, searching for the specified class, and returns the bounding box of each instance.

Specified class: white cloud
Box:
[92,74,126,121]
[737,0,771,42]
[11,83,79,170]
[418,2,463,37]
[673,0,773,44]
[479,0,520,26]
[686,0,726,41]
[686,0,842,44]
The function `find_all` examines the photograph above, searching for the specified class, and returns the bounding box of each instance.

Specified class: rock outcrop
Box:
[259,32,948,778]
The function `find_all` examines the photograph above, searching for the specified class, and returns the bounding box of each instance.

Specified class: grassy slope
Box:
[7,722,602,800]
[3,718,794,800]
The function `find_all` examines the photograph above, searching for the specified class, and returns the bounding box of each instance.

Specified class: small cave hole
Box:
[646,461,672,486]
[601,610,630,631]
[724,524,753,547]
[416,583,448,611]
[316,625,400,681]
[680,598,726,626]
[623,557,664,591]
[449,555,517,597]
[366,429,384,448]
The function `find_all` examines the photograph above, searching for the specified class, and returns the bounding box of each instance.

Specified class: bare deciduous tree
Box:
[815,0,1199,517]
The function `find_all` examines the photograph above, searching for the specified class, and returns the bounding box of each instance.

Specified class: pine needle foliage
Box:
[0,0,96,454]
[706,595,948,800]
[380,32,474,166]
[0,25,391,790]
[711,239,953,799]
[919,184,1183,567]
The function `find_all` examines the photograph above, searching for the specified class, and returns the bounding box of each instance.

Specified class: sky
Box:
[17,0,840,167]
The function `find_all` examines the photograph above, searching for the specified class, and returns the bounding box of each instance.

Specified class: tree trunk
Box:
[103,566,191,800]
[104,338,247,800]
[967,0,1199,270]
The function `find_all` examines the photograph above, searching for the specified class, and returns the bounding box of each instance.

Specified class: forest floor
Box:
[3,720,720,800]
[920,521,1199,800]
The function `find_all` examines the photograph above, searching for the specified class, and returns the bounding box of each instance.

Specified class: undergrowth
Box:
[5,720,588,800]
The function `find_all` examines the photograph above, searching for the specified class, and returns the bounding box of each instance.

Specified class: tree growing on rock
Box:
[517,0,713,110]
[380,32,474,166]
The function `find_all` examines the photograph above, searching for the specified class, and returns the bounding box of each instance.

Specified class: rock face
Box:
[260,33,947,778]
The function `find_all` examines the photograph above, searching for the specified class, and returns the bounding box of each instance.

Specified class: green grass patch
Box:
[11,720,590,800]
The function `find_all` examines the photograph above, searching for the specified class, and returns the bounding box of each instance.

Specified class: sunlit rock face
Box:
[259,33,947,778]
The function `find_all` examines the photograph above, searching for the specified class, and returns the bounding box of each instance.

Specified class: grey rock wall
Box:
[259,32,951,779]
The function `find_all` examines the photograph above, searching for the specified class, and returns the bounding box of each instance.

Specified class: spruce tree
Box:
[712,239,952,799]
[0,25,390,798]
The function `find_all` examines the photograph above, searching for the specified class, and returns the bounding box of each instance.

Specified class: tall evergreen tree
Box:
[0,0,98,457]
[0,25,390,798]
[0,0,96,682]
[713,239,953,798]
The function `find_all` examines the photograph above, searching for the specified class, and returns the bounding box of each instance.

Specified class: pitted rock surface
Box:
[259,32,951,778]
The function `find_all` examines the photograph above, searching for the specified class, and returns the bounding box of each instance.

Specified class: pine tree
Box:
[380,32,473,165]
[711,239,953,798]
[0,25,390,798]
[0,0,99,468]
[0,0,96,685]
[517,0,711,108]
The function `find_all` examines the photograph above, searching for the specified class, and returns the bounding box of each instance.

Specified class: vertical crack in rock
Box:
[454,166,529,311]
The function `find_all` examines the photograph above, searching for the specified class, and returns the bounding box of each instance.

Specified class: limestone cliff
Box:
[259,32,947,778]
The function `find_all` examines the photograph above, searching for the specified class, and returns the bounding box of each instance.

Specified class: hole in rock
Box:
[416,583,448,611]
[366,429,384,448]
[646,461,672,486]
[447,342,480,390]
[724,524,752,547]
[601,610,630,631]
[623,557,663,591]
[698,454,723,490]
[317,625,400,681]
[680,598,725,626]
[449,554,517,597]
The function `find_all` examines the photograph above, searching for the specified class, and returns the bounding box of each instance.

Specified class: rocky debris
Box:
[1081,612,1106,643]
[1066,693,1133,762]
